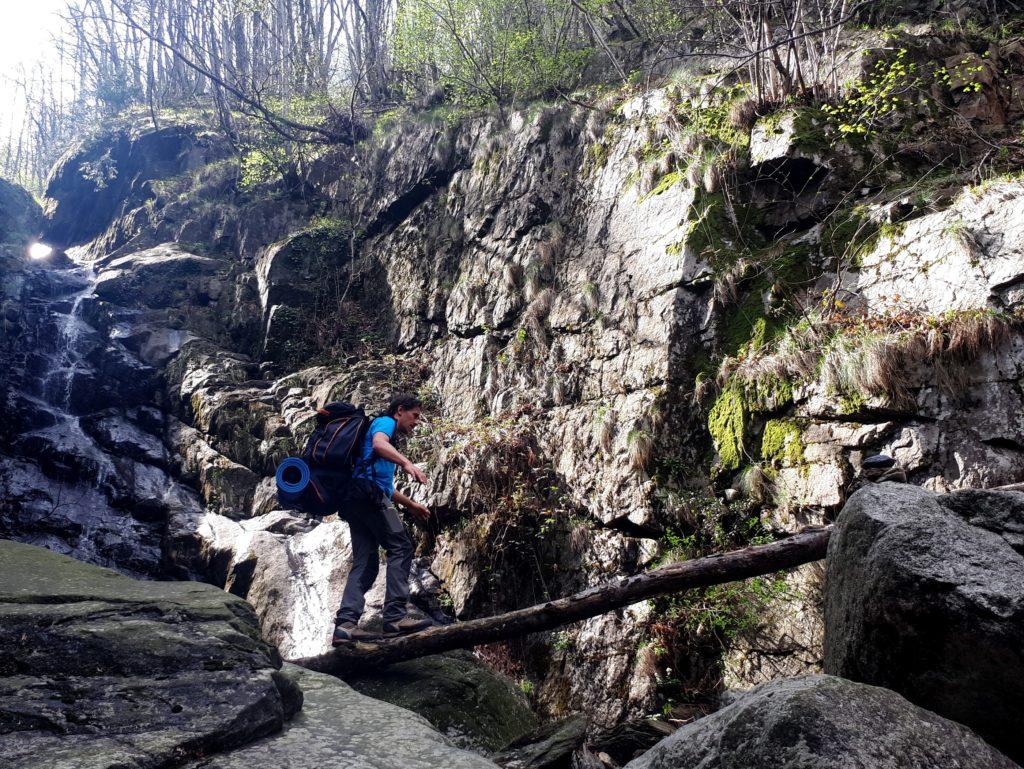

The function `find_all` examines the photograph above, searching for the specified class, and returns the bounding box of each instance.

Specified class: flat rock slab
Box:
[823,483,1024,763]
[624,674,1018,769]
[0,539,297,768]
[94,243,224,308]
[185,664,500,769]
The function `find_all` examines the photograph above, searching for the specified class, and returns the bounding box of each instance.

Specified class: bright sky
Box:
[0,1,70,133]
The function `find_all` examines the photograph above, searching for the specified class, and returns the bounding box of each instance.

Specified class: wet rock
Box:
[0,457,166,578]
[80,412,170,468]
[346,651,538,752]
[0,539,295,769]
[169,418,259,518]
[17,419,118,488]
[225,517,353,659]
[163,506,241,583]
[824,483,1024,763]
[494,715,587,769]
[185,664,500,769]
[624,674,1017,769]
[587,718,674,767]
[3,392,58,433]
[0,176,42,244]
[115,321,195,365]
[107,457,177,520]
[94,242,226,308]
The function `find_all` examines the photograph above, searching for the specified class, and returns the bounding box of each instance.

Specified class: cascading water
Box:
[41,249,97,412]
[27,248,115,490]
[4,246,174,576]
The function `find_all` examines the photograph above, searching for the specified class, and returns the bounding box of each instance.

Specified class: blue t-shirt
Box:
[354,416,397,498]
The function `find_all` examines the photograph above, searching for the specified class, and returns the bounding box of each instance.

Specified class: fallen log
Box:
[290,526,831,675]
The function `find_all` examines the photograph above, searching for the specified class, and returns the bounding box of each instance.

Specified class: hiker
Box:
[332,393,434,644]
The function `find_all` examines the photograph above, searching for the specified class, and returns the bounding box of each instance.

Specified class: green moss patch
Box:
[761,419,805,466]
[708,386,746,470]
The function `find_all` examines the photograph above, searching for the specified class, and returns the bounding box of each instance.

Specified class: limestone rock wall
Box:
[9,32,1024,733]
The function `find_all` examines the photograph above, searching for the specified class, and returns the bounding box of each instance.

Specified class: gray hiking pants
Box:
[336,495,413,625]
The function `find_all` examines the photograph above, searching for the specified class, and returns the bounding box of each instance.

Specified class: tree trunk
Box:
[291,527,831,674]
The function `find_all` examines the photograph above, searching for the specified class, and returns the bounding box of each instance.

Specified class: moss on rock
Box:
[708,386,746,470]
[345,651,538,751]
[760,419,805,466]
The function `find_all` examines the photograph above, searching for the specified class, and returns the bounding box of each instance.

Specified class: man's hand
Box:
[406,501,431,521]
[403,461,429,485]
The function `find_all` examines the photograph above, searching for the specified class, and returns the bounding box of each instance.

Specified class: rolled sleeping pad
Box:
[276,457,311,508]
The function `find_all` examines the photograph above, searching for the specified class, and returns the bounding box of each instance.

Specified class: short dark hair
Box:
[386,393,423,416]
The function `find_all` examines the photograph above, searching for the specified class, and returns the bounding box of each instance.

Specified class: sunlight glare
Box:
[29,242,53,260]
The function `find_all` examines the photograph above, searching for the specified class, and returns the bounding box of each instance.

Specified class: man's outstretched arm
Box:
[372,431,429,484]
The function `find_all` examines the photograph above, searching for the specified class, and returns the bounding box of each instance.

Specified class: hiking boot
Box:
[332,621,378,646]
[382,616,433,637]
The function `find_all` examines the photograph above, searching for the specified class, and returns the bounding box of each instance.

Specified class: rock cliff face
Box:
[6,26,1024,737]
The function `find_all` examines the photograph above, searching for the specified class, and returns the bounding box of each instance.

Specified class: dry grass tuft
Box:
[568,520,593,556]
[693,373,715,409]
[686,160,703,188]
[628,424,654,470]
[527,287,555,320]
[703,161,722,194]
[729,97,758,130]
[503,263,523,292]
[594,409,616,453]
[721,309,1019,409]
[636,643,662,680]
[739,464,774,505]
[582,282,600,314]
[712,258,751,312]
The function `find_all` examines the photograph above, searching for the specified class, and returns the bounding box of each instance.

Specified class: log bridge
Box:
[291,526,831,675]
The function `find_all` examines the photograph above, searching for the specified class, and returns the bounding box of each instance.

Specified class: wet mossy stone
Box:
[186,665,500,769]
[0,178,41,246]
[493,714,587,769]
[0,539,295,768]
[345,650,538,751]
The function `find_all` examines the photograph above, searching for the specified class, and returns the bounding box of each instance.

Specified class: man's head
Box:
[387,393,424,434]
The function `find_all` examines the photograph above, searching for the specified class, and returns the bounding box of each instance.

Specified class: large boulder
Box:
[0,539,299,768]
[623,674,1017,769]
[345,651,539,751]
[823,483,1024,763]
[42,125,222,248]
[184,664,500,769]
[94,243,226,308]
[224,518,354,658]
[0,177,41,246]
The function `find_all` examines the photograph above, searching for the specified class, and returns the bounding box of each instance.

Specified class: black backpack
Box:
[275,402,371,516]
[303,402,370,470]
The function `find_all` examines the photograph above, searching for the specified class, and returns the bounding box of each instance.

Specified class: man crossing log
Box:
[291,526,831,675]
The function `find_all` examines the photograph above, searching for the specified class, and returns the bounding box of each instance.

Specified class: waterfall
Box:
[41,248,96,412]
